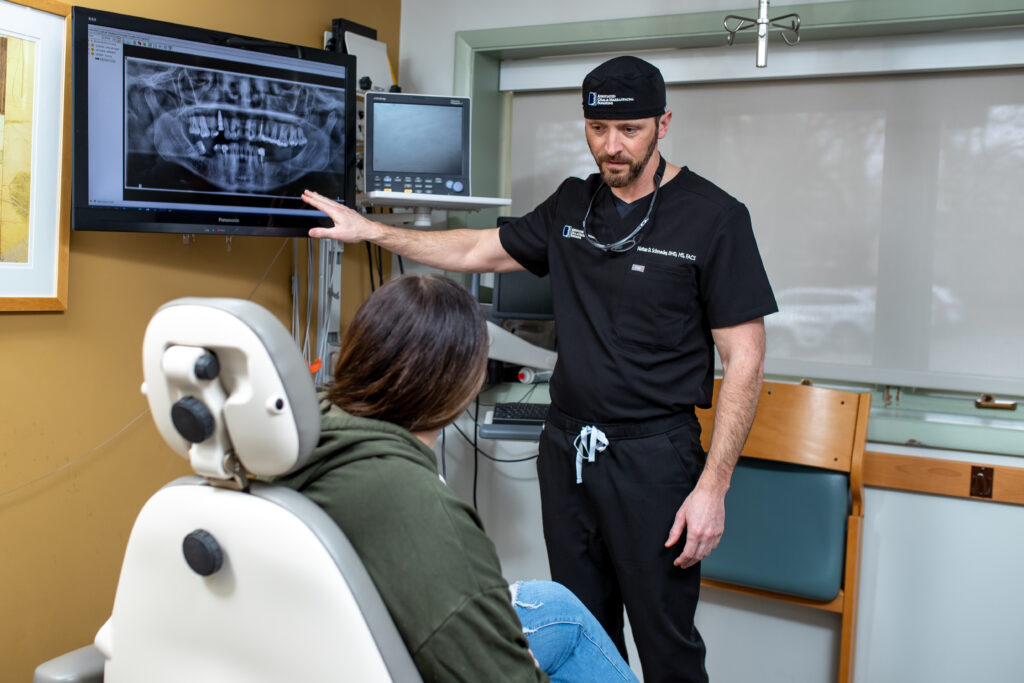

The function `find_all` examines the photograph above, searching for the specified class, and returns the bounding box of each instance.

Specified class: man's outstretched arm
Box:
[303,190,523,274]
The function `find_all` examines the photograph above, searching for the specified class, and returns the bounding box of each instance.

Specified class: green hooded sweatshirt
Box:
[275,400,547,682]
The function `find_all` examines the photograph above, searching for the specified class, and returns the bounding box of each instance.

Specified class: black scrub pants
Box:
[538,405,709,683]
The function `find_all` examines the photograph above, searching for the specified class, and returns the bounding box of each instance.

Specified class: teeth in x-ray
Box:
[183,112,311,148]
[127,64,343,192]
[153,105,330,192]
[187,115,217,138]
[197,141,271,187]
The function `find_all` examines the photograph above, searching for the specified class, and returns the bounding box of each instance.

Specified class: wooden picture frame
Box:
[0,0,69,311]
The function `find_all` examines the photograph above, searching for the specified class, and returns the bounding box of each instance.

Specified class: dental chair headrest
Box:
[142,297,320,484]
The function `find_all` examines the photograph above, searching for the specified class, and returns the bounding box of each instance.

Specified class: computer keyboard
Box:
[491,402,550,425]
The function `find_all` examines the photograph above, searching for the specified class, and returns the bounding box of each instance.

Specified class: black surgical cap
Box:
[581,56,666,120]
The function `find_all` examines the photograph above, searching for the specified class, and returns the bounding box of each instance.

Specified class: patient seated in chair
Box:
[273,274,636,683]
[35,276,632,683]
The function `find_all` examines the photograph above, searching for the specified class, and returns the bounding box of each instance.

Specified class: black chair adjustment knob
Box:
[183,529,223,576]
[171,397,215,443]
[193,352,220,380]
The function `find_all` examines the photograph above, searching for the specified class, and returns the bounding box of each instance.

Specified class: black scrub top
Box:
[499,166,777,423]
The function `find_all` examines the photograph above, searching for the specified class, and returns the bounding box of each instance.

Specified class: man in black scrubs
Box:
[302,56,777,683]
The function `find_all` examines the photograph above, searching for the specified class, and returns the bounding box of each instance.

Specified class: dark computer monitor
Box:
[363,92,471,196]
[71,7,356,236]
[490,216,554,321]
[491,270,554,321]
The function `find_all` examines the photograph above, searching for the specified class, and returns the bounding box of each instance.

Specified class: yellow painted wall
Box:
[0,0,400,678]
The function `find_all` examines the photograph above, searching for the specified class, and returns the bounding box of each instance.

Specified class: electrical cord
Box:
[449,421,539,464]
[440,429,447,479]
[249,239,289,300]
[301,239,315,363]
[0,409,151,500]
[459,388,543,516]
[0,241,289,500]
[314,240,339,386]
[291,238,302,345]
[474,383,539,410]
[472,397,480,510]
[365,243,376,292]
[451,392,542,517]
[514,384,539,404]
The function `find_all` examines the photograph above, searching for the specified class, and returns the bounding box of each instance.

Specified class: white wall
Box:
[401,1,1024,681]
[855,451,1024,683]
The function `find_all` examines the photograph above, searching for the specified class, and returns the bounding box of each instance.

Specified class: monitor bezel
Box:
[363,91,471,197]
[70,6,356,237]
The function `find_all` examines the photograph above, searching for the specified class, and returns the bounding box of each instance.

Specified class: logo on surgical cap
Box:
[587,92,635,107]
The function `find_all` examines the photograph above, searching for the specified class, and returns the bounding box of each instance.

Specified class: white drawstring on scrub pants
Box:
[573,425,608,484]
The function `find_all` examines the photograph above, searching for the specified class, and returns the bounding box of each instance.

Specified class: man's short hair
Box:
[582,56,666,120]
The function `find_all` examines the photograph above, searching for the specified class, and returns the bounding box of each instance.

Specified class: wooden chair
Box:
[696,379,870,683]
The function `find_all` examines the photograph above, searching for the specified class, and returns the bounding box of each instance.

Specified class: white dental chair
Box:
[35,297,422,683]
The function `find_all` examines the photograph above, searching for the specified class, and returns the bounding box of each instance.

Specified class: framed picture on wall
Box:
[0,0,69,311]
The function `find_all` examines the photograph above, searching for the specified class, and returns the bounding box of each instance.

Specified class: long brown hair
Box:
[327,274,489,433]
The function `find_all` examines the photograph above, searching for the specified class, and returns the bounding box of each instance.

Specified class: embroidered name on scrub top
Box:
[636,245,698,261]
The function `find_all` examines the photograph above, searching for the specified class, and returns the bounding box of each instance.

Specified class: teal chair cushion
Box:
[701,457,849,602]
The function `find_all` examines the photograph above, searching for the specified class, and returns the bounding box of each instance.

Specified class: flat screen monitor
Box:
[71,7,356,236]
[492,217,554,321]
[492,270,554,321]
[363,92,470,196]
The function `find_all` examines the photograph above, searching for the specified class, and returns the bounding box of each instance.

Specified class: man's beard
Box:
[595,132,658,188]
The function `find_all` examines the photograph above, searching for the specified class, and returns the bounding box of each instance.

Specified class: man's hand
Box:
[664,484,726,569]
[302,189,377,243]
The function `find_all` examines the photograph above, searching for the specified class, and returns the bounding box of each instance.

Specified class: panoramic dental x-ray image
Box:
[123,56,347,203]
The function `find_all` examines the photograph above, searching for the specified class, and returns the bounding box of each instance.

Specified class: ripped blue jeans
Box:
[511,580,639,683]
